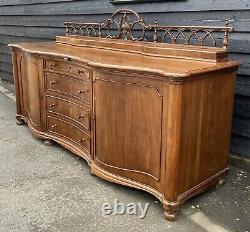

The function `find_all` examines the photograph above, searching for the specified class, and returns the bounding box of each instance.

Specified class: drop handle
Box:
[78,90,89,94]
[51,124,57,129]
[49,103,56,108]
[78,113,88,119]
[63,57,71,61]
[79,138,86,143]
[77,69,85,75]
[48,63,56,68]
[49,81,56,85]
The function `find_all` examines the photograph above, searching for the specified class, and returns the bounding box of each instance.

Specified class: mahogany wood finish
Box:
[9,11,240,221]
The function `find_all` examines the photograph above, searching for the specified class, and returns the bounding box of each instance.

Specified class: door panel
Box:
[19,53,42,128]
[94,79,163,182]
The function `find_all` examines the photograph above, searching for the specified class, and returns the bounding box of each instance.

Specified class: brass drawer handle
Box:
[49,103,56,108]
[51,124,57,129]
[48,63,56,68]
[78,113,88,119]
[78,90,89,94]
[77,69,85,75]
[49,81,56,85]
[79,136,90,143]
[63,57,71,61]
[79,138,86,143]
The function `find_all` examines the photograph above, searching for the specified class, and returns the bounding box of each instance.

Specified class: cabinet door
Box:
[17,53,42,130]
[94,78,163,185]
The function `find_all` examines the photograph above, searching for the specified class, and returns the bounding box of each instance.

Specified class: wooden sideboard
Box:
[9,9,240,220]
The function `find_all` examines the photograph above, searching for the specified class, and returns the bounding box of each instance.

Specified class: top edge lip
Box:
[7,43,189,78]
[8,42,240,80]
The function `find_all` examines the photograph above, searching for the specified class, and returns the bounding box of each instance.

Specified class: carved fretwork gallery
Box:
[9,9,240,221]
[64,9,232,48]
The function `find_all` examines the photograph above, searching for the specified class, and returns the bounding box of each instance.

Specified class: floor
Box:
[0,90,249,232]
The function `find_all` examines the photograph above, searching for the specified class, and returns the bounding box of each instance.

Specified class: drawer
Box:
[44,58,89,80]
[45,72,91,104]
[46,95,90,131]
[47,116,90,153]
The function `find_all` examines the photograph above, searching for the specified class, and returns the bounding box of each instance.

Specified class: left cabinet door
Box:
[14,51,43,131]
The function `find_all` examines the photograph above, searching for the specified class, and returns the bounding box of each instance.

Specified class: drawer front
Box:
[46,95,90,131]
[45,73,90,104]
[44,58,89,79]
[47,116,90,153]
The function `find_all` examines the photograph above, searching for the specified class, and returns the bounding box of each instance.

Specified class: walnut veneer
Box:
[9,33,239,220]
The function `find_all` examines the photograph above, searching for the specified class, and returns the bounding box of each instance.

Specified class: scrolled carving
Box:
[64,9,233,49]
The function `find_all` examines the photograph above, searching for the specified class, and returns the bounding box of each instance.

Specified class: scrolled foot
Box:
[16,117,25,125]
[44,139,54,146]
[216,178,226,188]
[163,203,179,221]
[90,169,95,176]
[164,209,178,221]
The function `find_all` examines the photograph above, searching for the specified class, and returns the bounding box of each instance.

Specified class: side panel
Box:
[177,71,236,196]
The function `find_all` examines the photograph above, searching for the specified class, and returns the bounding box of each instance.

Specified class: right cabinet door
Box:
[94,77,163,189]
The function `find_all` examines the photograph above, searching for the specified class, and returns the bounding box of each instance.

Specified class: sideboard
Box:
[9,9,240,220]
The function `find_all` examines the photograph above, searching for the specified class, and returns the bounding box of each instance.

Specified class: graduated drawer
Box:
[46,95,90,131]
[44,58,89,80]
[47,115,90,153]
[45,72,90,104]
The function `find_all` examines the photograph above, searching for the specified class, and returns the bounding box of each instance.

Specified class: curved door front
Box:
[94,77,163,191]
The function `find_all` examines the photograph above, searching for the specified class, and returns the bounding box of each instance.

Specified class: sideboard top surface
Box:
[9,35,240,79]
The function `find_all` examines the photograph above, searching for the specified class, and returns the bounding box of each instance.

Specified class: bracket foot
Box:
[44,139,54,146]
